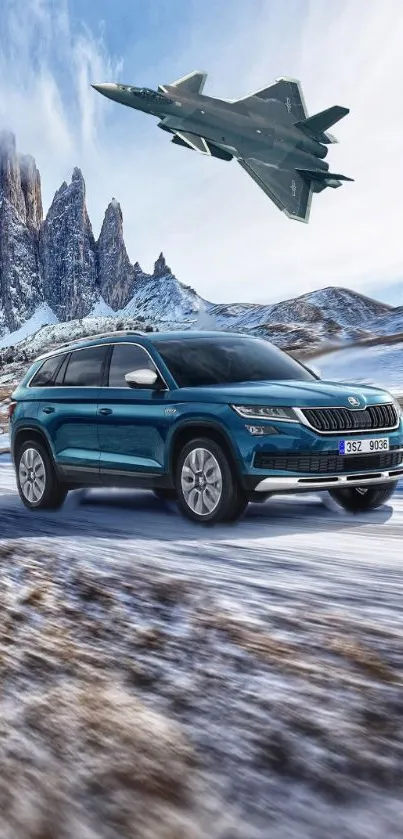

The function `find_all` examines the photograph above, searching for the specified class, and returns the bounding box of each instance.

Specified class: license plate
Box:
[339,437,390,455]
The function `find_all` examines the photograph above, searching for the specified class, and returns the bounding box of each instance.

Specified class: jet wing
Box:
[157,117,211,155]
[238,157,312,223]
[234,77,307,122]
[171,131,211,154]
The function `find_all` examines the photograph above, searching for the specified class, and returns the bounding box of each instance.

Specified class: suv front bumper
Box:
[252,461,403,493]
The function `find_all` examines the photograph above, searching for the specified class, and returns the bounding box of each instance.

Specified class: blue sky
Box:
[0,0,402,306]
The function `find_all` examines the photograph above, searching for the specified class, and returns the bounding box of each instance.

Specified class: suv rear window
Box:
[63,346,108,387]
[30,354,63,387]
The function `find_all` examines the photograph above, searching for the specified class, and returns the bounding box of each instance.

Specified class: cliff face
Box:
[39,168,98,321]
[0,131,190,338]
[97,198,137,310]
[0,131,42,333]
[19,153,43,231]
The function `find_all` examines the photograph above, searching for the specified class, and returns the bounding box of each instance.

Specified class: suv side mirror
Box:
[125,368,159,388]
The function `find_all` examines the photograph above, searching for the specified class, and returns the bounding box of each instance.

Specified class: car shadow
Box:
[0,486,395,542]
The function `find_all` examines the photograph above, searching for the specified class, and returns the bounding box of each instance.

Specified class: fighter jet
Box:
[92,71,353,223]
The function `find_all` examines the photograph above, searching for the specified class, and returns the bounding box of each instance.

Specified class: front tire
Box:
[175,437,247,524]
[16,440,68,511]
[328,481,398,513]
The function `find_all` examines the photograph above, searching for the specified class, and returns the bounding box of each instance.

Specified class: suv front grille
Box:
[301,403,398,433]
[253,447,403,474]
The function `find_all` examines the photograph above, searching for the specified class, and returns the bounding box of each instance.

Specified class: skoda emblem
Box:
[348,396,360,407]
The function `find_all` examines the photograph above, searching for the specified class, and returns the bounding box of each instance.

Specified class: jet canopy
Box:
[118,85,171,104]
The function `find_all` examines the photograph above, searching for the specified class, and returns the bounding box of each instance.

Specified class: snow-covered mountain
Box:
[207,287,392,336]
[1,130,403,359]
[204,286,397,352]
[117,253,200,323]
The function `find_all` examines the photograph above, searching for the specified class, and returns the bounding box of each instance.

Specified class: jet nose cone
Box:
[91,83,119,101]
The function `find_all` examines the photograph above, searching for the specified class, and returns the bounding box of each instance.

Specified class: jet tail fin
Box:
[295,106,349,144]
[159,71,207,95]
[297,168,354,193]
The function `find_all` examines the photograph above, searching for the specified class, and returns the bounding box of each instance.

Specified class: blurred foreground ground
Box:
[0,466,403,838]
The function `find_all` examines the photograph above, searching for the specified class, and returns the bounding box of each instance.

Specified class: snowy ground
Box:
[1,467,403,838]
[316,341,403,395]
[0,303,59,350]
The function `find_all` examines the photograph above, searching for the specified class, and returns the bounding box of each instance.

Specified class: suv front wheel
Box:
[175,437,247,524]
[328,481,398,513]
[16,440,68,511]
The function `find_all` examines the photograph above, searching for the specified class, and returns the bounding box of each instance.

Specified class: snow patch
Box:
[0,432,10,453]
[89,296,115,317]
[316,341,403,396]
[0,304,58,349]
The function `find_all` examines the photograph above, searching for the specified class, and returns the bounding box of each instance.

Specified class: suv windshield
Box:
[156,336,316,387]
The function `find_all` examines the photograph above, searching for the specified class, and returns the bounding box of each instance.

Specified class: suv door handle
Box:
[42,406,55,414]
[98,408,113,415]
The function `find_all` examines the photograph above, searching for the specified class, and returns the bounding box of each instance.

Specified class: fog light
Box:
[245,424,278,436]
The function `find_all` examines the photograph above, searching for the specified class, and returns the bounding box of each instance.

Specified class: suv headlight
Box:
[231,405,299,422]
[391,396,403,417]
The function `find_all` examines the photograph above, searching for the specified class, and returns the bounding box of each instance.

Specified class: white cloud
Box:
[0,0,402,305]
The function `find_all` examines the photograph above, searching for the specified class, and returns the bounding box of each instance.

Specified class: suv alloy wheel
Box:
[16,440,68,511]
[175,437,248,524]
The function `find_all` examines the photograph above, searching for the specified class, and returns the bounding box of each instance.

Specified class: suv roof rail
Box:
[34,329,147,361]
[57,329,146,348]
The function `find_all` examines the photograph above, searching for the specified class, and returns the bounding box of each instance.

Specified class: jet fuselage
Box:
[98,84,329,173]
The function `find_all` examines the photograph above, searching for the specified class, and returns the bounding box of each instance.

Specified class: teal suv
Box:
[9,331,403,524]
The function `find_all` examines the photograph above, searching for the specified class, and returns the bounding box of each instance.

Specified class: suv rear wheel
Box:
[175,437,247,524]
[329,481,398,513]
[16,440,68,511]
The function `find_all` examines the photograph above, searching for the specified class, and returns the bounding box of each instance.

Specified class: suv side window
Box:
[108,343,156,387]
[54,353,70,385]
[30,354,63,387]
[63,346,108,387]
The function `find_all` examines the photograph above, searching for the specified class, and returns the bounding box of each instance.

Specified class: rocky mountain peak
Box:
[110,196,122,214]
[0,132,43,335]
[0,132,43,231]
[0,132,190,341]
[153,252,171,277]
[72,166,85,184]
[0,130,28,222]
[97,197,137,311]
[39,168,98,321]
[104,197,122,222]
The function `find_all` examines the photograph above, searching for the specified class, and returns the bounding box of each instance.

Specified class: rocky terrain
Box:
[1,130,403,358]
